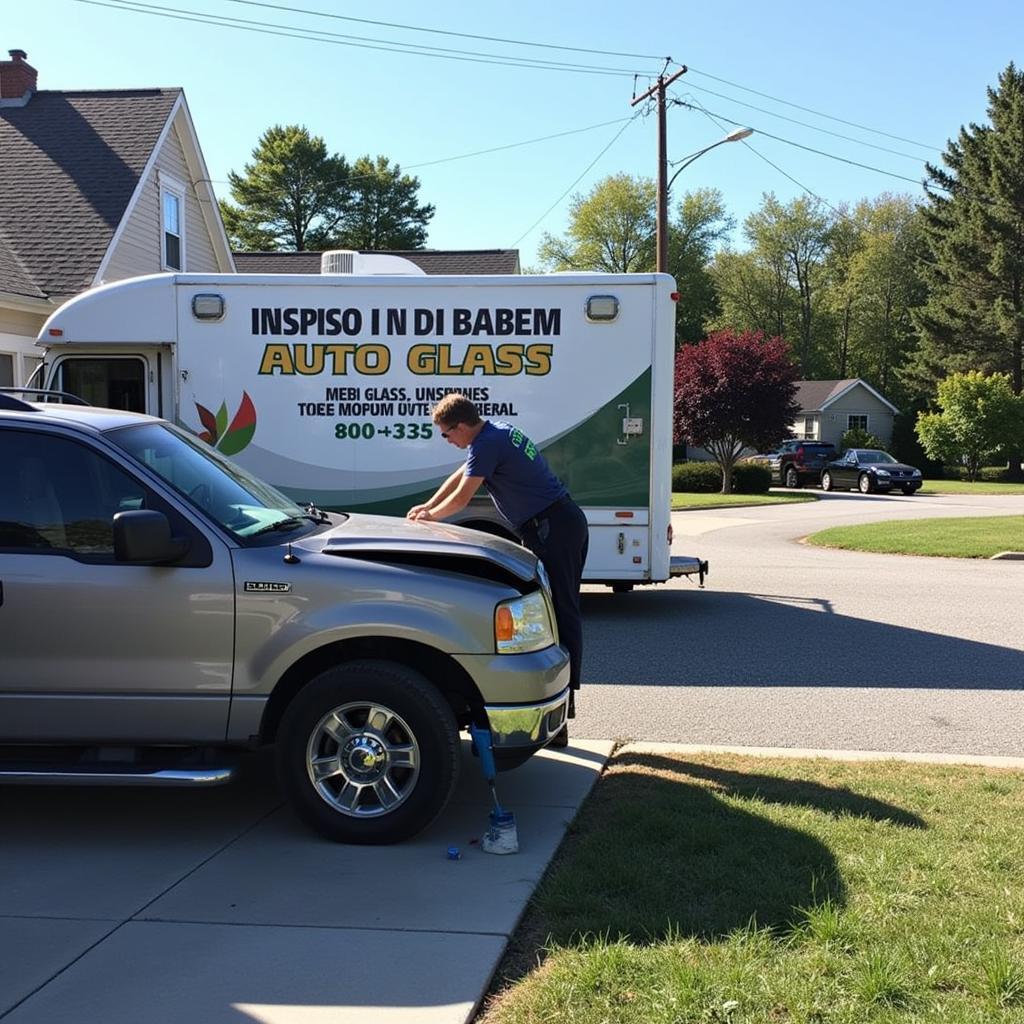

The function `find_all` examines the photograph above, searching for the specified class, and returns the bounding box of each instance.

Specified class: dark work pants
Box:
[518,498,589,700]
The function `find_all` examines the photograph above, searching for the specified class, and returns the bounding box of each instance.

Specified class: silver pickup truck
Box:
[0,394,570,843]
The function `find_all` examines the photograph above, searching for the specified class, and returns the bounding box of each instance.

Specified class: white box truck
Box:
[38,254,706,590]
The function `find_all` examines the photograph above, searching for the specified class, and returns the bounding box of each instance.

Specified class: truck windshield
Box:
[107,421,311,539]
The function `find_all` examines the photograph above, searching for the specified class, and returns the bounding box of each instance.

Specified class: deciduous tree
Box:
[674,329,800,492]
[915,371,1024,480]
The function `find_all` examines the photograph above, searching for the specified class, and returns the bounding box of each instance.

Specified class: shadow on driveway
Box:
[580,588,1024,689]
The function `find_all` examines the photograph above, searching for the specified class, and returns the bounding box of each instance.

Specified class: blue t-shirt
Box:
[465,421,568,528]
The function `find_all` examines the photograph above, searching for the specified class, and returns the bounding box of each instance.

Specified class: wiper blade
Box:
[250,516,306,537]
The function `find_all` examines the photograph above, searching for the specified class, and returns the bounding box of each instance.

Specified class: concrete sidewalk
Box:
[0,739,612,1024]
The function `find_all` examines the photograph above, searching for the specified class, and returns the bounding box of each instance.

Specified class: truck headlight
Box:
[494,591,554,654]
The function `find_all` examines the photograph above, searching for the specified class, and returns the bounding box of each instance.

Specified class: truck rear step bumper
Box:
[670,555,709,586]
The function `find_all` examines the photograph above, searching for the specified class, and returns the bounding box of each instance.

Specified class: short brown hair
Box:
[432,393,481,428]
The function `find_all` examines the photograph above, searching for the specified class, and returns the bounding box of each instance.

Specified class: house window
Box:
[848,414,869,432]
[22,356,43,388]
[159,174,186,271]
[0,353,13,388]
[798,416,818,440]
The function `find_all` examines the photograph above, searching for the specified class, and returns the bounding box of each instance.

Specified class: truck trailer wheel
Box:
[277,661,460,844]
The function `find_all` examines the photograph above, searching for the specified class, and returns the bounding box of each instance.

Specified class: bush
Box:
[840,426,884,452]
[671,460,772,493]
[672,461,721,492]
[941,465,1014,482]
[733,462,772,493]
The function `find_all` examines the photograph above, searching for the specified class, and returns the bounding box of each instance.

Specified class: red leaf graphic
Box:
[227,391,256,434]
[195,402,219,443]
[217,392,258,456]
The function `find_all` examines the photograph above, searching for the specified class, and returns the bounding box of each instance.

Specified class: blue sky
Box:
[7,0,1022,265]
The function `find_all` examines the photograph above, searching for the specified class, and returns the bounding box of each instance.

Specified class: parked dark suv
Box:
[778,440,837,488]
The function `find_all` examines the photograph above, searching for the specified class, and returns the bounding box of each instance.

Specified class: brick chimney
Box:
[0,49,38,101]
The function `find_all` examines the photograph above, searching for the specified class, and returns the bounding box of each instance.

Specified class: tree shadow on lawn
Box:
[532,751,924,947]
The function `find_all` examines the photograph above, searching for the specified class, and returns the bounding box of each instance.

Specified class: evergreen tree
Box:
[334,156,435,250]
[913,63,1024,473]
[220,125,352,251]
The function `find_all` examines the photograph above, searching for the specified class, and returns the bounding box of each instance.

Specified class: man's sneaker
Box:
[548,725,569,748]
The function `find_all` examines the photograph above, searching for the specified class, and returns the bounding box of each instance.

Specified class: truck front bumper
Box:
[485,686,570,751]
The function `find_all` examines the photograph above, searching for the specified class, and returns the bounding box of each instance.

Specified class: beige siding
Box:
[103,122,220,282]
[0,307,46,336]
[820,387,895,446]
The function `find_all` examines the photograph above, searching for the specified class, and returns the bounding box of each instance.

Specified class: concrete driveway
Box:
[0,739,611,1024]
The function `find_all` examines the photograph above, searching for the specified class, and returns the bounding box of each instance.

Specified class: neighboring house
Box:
[678,377,900,464]
[793,379,899,448]
[0,48,233,389]
[232,250,522,275]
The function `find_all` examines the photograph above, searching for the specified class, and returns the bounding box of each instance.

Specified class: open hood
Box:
[307,514,538,584]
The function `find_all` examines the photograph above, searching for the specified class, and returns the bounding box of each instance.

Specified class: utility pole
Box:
[631,66,687,273]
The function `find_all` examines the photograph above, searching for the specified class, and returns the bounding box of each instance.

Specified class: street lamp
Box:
[656,126,753,272]
[666,127,754,196]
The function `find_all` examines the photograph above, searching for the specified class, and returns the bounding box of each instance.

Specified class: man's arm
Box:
[407,466,465,519]
[413,475,484,522]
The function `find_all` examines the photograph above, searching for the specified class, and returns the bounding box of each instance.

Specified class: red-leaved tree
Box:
[674,329,800,493]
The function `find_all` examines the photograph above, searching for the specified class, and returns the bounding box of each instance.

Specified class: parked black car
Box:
[820,449,923,495]
[776,440,837,488]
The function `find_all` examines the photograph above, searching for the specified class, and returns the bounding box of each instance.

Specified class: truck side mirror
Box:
[113,510,190,564]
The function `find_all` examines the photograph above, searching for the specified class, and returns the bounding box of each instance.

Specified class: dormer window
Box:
[158,172,186,271]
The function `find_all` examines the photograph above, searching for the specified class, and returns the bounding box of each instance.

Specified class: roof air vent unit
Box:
[320,250,427,276]
[321,250,356,275]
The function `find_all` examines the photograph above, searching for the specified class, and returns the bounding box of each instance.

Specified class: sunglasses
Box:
[440,423,461,439]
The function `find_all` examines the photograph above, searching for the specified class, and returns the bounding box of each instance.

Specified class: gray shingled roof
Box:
[0,89,179,300]
[232,249,521,276]
[794,379,860,412]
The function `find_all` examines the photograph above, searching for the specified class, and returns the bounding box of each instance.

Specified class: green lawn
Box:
[807,515,1024,558]
[920,480,1024,495]
[480,752,1024,1024]
[673,492,817,510]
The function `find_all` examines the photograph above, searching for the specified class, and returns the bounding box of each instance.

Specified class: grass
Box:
[479,752,1024,1024]
[673,492,818,510]
[919,481,1024,495]
[807,515,1024,558]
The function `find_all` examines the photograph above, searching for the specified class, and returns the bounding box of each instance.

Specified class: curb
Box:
[616,741,1024,770]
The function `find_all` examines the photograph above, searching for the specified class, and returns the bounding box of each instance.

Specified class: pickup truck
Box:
[0,392,570,843]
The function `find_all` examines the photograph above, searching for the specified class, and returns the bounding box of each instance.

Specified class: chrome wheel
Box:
[306,701,420,818]
[785,466,800,489]
[821,472,832,492]
[859,473,873,494]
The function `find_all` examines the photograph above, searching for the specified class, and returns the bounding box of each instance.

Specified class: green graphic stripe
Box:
[291,371,653,515]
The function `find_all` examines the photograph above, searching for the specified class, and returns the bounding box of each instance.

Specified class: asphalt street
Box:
[574,491,1024,756]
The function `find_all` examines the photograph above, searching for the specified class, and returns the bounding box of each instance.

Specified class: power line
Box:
[201,117,634,194]
[679,82,935,163]
[511,115,640,248]
[672,98,939,193]
[683,64,941,151]
[73,0,660,77]
[223,0,668,61]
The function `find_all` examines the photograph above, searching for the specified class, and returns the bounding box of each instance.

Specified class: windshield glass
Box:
[108,421,310,539]
[859,450,896,464]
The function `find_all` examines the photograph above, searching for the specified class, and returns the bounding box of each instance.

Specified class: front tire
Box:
[785,466,800,489]
[277,661,460,843]
[821,472,833,492]
[858,473,873,494]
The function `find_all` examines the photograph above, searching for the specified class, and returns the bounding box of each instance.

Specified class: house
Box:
[231,249,521,275]
[0,48,233,390]
[793,378,899,447]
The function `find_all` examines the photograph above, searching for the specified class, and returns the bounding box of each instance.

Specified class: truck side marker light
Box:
[615,511,633,518]
[495,606,514,642]
[48,328,63,336]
